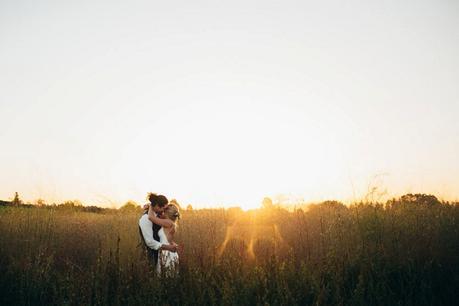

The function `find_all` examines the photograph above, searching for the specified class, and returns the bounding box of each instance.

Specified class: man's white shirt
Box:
[139,213,163,250]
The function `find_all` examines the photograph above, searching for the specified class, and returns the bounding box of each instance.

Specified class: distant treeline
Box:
[1,193,457,213]
[0,199,112,213]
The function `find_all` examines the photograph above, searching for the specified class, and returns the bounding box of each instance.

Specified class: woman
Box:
[148,203,180,274]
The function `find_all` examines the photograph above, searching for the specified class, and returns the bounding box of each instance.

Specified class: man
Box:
[139,193,178,266]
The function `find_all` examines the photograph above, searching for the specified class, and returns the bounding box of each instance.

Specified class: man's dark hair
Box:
[148,193,168,207]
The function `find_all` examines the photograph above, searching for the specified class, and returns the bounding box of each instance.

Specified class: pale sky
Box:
[1,0,458,209]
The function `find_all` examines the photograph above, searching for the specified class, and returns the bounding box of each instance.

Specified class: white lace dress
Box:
[156,227,179,274]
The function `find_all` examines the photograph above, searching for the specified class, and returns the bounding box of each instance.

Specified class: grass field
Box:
[0,194,458,305]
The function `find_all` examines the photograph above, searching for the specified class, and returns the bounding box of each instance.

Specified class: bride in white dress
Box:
[148,203,180,275]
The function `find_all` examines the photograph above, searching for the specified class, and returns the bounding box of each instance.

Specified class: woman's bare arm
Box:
[168,226,176,244]
[148,205,174,228]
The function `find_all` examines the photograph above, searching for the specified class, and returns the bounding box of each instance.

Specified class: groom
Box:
[138,193,178,266]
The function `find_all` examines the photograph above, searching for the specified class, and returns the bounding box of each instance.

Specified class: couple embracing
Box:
[138,193,181,274]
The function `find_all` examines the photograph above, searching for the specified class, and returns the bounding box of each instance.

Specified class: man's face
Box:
[152,205,164,215]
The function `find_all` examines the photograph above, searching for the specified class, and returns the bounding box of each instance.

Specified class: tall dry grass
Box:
[0,194,457,305]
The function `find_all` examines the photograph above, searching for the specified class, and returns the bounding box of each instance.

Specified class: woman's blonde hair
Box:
[164,203,181,223]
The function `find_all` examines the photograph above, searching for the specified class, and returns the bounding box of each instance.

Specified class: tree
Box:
[186,204,193,211]
[119,201,139,212]
[400,193,440,206]
[12,192,23,206]
[60,200,83,209]
[262,197,273,209]
[386,193,442,209]
[35,198,46,206]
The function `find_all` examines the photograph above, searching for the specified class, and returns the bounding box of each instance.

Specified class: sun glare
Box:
[102,98,353,209]
[240,202,261,211]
